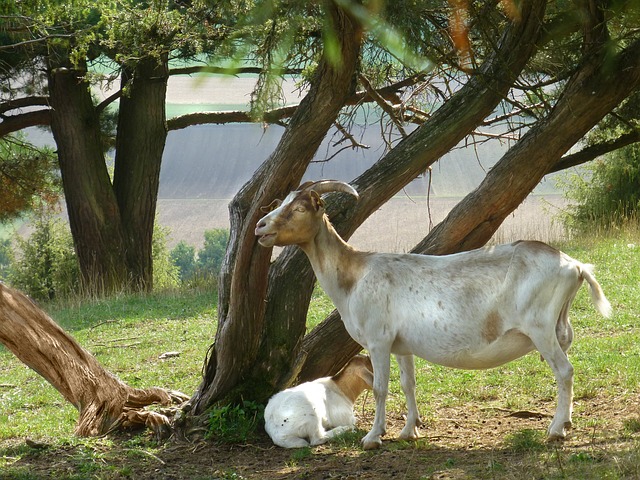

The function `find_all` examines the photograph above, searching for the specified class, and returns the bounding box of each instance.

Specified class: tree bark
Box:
[0,283,186,436]
[46,51,170,294]
[47,58,130,294]
[187,0,363,414]
[113,56,169,291]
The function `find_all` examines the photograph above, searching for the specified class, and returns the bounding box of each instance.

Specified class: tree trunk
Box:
[0,283,186,436]
[187,0,363,414]
[48,52,169,294]
[188,0,556,411]
[47,58,130,295]
[113,56,169,292]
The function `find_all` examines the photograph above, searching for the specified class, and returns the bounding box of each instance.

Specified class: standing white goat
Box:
[264,354,373,448]
[255,180,612,450]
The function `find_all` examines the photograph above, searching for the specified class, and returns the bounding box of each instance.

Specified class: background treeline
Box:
[0,216,228,301]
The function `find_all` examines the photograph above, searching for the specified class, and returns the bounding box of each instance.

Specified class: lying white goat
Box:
[255,180,612,450]
[264,354,373,448]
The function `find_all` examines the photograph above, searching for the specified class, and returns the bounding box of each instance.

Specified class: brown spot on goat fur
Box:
[482,310,503,343]
[337,250,370,293]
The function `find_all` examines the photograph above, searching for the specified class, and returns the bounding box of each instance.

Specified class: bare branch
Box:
[0,96,49,114]
[359,73,408,138]
[0,109,51,137]
[0,33,74,51]
[169,66,303,76]
[96,90,122,114]
[549,130,640,173]
[167,76,422,131]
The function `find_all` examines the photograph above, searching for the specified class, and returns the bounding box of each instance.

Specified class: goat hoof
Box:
[547,420,572,442]
[362,435,382,450]
[399,426,420,441]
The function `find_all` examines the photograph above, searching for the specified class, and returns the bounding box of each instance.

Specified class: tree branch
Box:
[169,66,303,76]
[0,96,49,114]
[167,76,418,131]
[549,130,640,173]
[0,109,51,137]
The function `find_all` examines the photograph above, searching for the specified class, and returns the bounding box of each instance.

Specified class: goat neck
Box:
[301,213,369,307]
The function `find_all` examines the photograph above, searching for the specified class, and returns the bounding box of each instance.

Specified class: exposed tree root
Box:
[0,282,188,437]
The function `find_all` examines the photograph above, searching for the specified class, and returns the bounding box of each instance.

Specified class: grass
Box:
[1,231,640,479]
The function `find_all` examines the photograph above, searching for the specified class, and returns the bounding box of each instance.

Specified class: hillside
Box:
[20,75,568,250]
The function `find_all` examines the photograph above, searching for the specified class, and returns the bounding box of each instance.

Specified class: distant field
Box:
[157,194,569,251]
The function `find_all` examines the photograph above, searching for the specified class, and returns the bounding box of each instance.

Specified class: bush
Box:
[169,229,229,288]
[197,229,229,277]
[10,214,80,301]
[170,241,196,282]
[9,213,180,299]
[206,400,264,443]
[0,238,13,281]
[152,222,180,290]
[561,144,640,233]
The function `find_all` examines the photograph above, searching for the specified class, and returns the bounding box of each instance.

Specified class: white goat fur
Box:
[264,355,373,448]
[255,180,612,450]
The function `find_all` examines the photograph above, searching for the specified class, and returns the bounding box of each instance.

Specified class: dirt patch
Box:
[4,393,639,480]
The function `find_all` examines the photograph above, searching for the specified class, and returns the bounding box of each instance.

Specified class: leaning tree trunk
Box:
[289,0,549,381]
[113,56,169,292]
[297,30,640,382]
[186,0,363,414]
[187,0,547,411]
[0,283,187,436]
[48,57,130,295]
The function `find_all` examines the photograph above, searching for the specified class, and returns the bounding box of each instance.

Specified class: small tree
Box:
[170,241,196,282]
[10,214,80,301]
[0,238,12,281]
[152,223,180,290]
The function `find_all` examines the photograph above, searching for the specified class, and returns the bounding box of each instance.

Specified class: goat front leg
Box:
[362,348,391,450]
[395,354,422,441]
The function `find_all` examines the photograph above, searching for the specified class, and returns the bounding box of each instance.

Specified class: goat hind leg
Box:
[395,354,422,441]
[533,335,574,440]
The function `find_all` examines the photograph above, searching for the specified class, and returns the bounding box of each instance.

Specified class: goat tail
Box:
[579,263,613,318]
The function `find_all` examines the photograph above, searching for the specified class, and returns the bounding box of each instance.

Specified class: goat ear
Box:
[309,191,325,211]
[260,199,282,213]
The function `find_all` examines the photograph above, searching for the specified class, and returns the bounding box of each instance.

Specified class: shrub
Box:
[0,238,12,281]
[197,229,229,278]
[169,229,229,288]
[10,214,80,301]
[561,144,640,233]
[206,400,264,443]
[152,222,180,290]
[9,213,180,299]
[170,241,196,282]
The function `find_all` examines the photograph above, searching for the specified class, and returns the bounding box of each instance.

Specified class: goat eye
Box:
[295,206,306,213]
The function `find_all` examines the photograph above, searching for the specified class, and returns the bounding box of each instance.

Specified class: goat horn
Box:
[300,180,359,199]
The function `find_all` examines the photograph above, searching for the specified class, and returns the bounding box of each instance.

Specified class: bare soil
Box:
[4,392,639,480]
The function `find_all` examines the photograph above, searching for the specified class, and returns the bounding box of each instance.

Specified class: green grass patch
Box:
[0,232,639,479]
